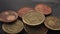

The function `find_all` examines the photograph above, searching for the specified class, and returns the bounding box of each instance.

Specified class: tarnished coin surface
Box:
[18,7,33,17]
[2,20,23,33]
[35,4,52,15]
[22,10,45,26]
[44,16,60,30]
[24,24,48,34]
[0,10,18,23]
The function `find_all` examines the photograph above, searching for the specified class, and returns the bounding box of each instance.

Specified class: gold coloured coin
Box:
[2,20,23,33]
[44,16,60,30]
[24,24,48,34]
[22,10,45,26]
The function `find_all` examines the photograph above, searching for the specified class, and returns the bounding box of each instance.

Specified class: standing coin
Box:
[0,10,18,23]
[44,16,60,30]
[2,20,23,34]
[18,7,33,17]
[22,10,45,26]
[35,4,52,15]
[24,24,48,34]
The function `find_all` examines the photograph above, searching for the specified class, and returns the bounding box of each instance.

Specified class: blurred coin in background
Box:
[35,4,52,15]
[18,7,33,17]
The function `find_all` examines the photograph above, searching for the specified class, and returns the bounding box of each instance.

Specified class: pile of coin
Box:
[0,3,60,34]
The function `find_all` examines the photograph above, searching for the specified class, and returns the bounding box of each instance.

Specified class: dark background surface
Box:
[0,0,60,34]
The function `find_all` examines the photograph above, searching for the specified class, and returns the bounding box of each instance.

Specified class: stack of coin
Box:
[2,20,23,34]
[35,4,52,15]
[24,24,48,34]
[44,16,60,30]
[18,7,33,17]
[0,10,18,23]
[22,10,45,26]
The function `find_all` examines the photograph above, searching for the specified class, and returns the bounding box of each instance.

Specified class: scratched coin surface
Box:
[44,16,60,30]
[0,10,18,23]
[18,7,33,17]
[22,10,45,26]
[24,24,48,34]
[35,4,52,15]
[2,20,23,33]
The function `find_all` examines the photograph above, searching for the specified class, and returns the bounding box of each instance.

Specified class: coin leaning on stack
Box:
[2,20,23,34]
[22,10,45,26]
[44,16,60,30]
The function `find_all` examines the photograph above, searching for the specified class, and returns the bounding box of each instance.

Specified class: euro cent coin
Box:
[22,10,45,26]
[0,10,18,23]
[35,4,52,15]
[2,20,23,34]
[44,16,60,30]
[18,7,33,17]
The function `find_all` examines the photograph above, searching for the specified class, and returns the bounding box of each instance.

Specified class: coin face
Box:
[24,24,48,34]
[44,16,60,30]
[18,7,33,17]
[2,20,23,33]
[22,10,45,26]
[0,10,18,23]
[35,4,52,15]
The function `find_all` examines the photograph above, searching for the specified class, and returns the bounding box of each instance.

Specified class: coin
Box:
[0,10,18,23]
[44,16,60,30]
[2,20,23,33]
[35,4,52,15]
[24,24,48,34]
[22,10,45,26]
[18,7,33,17]
[8,33,16,34]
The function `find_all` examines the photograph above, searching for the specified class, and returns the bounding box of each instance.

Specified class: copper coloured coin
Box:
[22,10,45,26]
[18,7,33,17]
[44,16,60,30]
[0,10,18,23]
[2,20,23,34]
[24,24,48,34]
[35,4,52,15]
